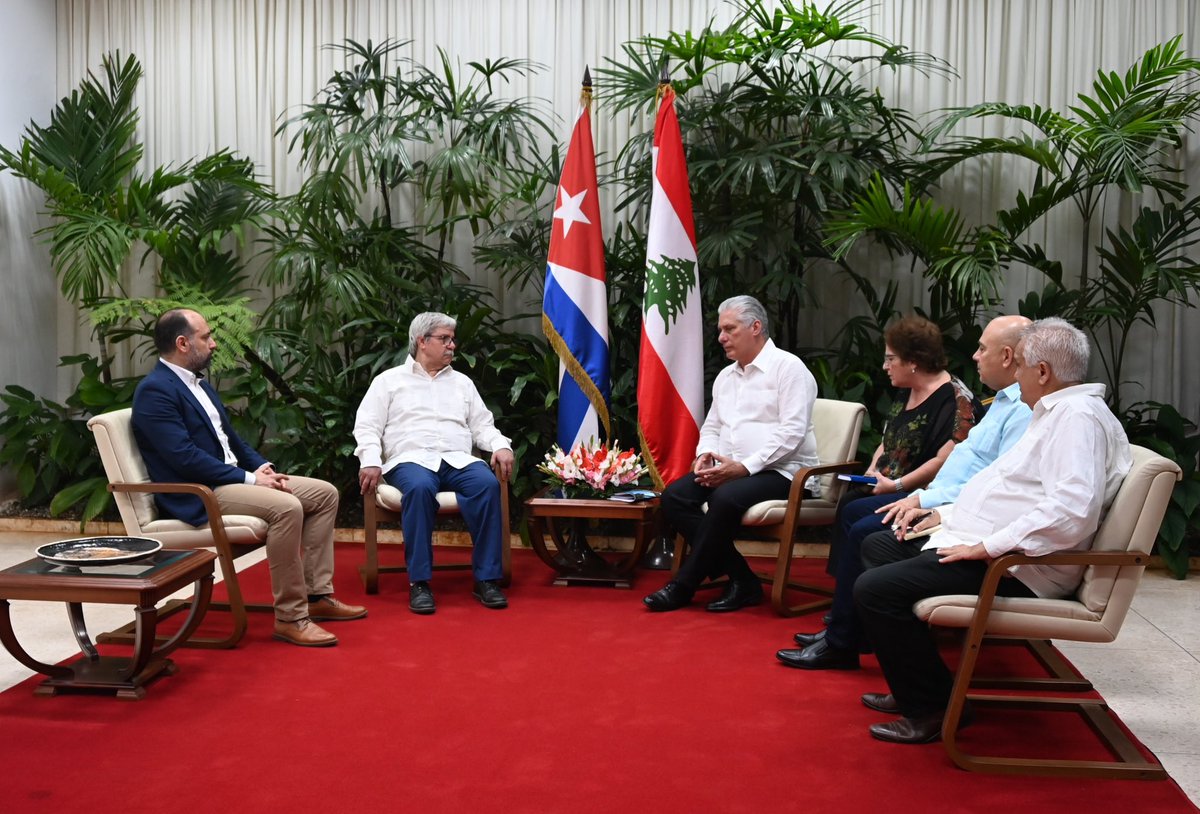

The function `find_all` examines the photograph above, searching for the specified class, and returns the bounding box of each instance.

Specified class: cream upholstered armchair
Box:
[915,444,1181,779]
[361,467,511,594]
[671,397,867,616]
[87,408,270,648]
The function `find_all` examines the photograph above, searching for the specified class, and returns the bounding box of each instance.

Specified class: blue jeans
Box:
[384,460,504,583]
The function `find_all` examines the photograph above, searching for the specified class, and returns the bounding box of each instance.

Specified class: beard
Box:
[188,348,213,374]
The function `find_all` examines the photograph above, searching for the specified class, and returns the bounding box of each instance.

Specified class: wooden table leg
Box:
[0,599,74,680]
[66,601,100,661]
[147,572,215,657]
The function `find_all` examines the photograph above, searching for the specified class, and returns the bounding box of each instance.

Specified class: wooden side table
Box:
[0,549,217,700]
[524,492,659,588]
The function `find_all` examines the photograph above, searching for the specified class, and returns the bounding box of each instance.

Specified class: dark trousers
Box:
[663,470,791,590]
[826,490,909,574]
[853,546,1036,718]
[384,460,504,583]
[825,526,922,651]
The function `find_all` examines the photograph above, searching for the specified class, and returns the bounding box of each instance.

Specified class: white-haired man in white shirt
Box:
[354,312,514,615]
[853,317,1131,744]
[643,295,819,613]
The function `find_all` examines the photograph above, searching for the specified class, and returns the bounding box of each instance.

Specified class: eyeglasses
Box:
[883,354,898,365]
[426,334,457,346]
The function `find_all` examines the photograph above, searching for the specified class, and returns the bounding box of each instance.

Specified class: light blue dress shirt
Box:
[914,381,1032,509]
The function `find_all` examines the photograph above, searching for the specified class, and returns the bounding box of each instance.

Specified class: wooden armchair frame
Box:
[920,445,1180,778]
[360,465,512,594]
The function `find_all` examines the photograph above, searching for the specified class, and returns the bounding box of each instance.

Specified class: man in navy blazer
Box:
[132,308,366,647]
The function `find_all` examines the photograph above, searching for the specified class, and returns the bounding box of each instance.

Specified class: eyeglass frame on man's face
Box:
[425,333,457,346]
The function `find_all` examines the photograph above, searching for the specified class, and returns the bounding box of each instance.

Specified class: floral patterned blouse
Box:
[875,376,980,480]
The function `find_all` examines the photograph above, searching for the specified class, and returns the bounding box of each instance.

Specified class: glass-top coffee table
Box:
[0,548,216,700]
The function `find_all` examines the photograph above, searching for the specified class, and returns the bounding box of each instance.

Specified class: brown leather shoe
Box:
[273,618,338,647]
[308,596,368,622]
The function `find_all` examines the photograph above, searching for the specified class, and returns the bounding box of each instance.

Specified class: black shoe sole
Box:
[409,604,435,615]
[473,593,508,609]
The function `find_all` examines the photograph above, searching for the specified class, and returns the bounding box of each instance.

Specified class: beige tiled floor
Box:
[0,531,1197,802]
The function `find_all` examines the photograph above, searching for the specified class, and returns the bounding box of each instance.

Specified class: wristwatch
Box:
[895,477,905,492]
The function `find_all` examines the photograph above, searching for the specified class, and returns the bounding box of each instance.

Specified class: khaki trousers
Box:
[213,475,338,621]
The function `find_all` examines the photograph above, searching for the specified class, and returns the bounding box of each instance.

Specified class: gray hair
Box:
[408,311,457,357]
[1018,317,1090,384]
[717,295,770,338]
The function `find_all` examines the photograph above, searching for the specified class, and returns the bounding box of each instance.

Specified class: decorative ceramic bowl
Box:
[36,536,163,566]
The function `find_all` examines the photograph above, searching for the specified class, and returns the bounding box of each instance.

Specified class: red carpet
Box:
[0,545,1194,813]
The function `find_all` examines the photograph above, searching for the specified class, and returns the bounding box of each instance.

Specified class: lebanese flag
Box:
[542,71,611,450]
[637,85,704,489]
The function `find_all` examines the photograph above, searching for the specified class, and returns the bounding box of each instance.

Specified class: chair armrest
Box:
[953,549,1152,637]
[793,460,861,483]
[787,460,861,503]
[107,482,232,544]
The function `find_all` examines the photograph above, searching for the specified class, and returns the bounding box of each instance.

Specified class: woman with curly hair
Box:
[858,316,980,500]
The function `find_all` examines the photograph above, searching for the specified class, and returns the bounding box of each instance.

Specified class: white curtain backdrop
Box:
[38,0,1200,416]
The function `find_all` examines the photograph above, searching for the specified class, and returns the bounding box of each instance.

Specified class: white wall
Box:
[0,0,59,500]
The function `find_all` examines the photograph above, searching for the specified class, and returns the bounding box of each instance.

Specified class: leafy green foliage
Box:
[1122,402,1200,578]
[596,0,944,351]
[0,357,136,525]
[240,39,561,501]
[829,37,1200,565]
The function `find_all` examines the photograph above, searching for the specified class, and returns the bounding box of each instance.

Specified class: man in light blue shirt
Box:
[777,315,1032,670]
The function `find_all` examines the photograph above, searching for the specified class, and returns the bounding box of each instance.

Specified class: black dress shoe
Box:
[705,579,764,613]
[868,704,974,744]
[643,581,694,611]
[775,638,860,670]
[409,581,435,615]
[473,580,508,609]
[793,628,826,647]
[861,692,899,714]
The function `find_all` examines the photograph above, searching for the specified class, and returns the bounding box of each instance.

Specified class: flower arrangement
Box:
[537,438,648,498]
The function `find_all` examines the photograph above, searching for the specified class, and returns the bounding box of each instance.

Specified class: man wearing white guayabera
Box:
[354,312,514,615]
[643,295,819,613]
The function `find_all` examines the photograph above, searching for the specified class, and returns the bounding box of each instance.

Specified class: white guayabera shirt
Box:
[923,383,1132,598]
[696,338,820,480]
[353,356,512,474]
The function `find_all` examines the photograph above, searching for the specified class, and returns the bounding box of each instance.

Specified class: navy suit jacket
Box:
[131,361,267,527]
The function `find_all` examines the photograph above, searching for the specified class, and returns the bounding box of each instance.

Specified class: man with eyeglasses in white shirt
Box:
[354,312,514,614]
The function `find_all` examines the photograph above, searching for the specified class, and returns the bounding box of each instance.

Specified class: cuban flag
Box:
[542,70,611,450]
[637,83,704,489]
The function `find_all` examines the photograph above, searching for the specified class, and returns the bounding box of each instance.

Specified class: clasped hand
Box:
[694,453,748,488]
[253,463,292,492]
